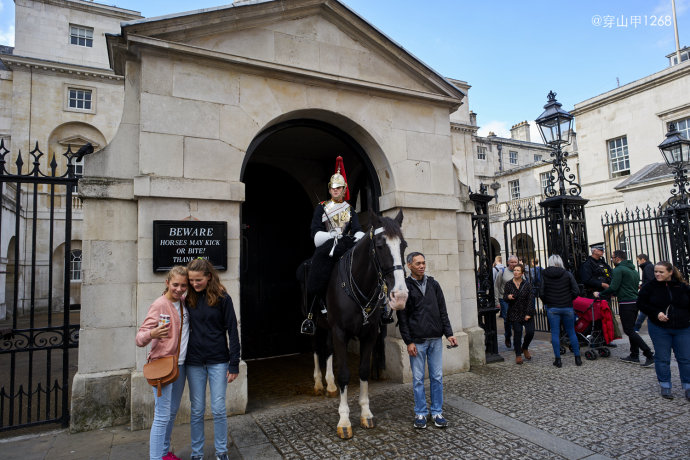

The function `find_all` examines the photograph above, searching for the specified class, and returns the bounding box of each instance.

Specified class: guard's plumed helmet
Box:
[328,156,350,200]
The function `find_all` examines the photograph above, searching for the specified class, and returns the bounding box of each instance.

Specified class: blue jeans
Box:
[410,337,444,417]
[499,299,512,340]
[150,364,186,460]
[634,312,647,331]
[546,307,580,358]
[647,322,690,390]
[187,363,229,457]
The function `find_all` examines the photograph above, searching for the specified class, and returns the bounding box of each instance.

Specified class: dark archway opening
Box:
[240,119,381,366]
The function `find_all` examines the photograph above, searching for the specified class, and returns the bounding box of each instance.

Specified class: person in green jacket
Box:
[596,250,655,366]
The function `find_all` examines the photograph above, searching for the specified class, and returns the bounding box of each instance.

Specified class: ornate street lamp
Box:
[535,91,580,197]
[490,181,501,202]
[535,91,589,278]
[658,122,690,207]
[658,123,690,278]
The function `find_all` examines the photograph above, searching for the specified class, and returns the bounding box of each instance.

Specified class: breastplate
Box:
[322,200,351,232]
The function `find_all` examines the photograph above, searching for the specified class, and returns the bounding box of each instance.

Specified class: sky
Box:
[1,0,689,138]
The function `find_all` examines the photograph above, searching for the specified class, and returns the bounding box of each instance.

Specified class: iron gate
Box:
[0,140,91,431]
[503,203,551,331]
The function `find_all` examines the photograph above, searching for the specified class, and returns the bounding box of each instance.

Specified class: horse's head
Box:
[370,210,408,310]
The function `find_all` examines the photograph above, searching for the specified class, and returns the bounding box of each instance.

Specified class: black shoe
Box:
[505,338,512,349]
[620,355,640,364]
[685,389,690,402]
[553,358,562,368]
[575,356,582,366]
[660,387,673,399]
[641,356,655,368]
[605,343,617,348]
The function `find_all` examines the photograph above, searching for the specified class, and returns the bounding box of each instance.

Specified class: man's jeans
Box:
[546,307,580,358]
[647,322,690,390]
[410,337,444,417]
[634,312,647,331]
[187,363,229,457]
[619,302,653,359]
[150,364,186,460]
[499,299,512,341]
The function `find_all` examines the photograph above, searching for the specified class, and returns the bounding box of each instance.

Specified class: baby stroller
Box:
[560,297,614,360]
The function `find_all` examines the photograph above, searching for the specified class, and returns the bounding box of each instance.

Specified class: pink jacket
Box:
[136,295,184,362]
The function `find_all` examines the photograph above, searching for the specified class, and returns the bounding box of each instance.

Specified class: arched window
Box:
[70,249,82,281]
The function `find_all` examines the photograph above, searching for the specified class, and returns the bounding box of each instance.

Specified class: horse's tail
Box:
[371,322,387,380]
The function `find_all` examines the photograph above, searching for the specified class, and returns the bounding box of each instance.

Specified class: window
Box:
[534,154,543,162]
[476,145,487,160]
[70,249,82,281]
[73,154,84,193]
[70,25,93,47]
[509,150,518,165]
[540,172,551,193]
[608,136,630,177]
[618,232,628,259]
[68,88,92,110]
[508,179,520,200]
[673,117,690,140]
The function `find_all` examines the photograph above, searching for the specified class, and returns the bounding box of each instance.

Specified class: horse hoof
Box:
[327,390,339,398]
[360,417,375,429]
[314,388,324,396]
[337,425,353,439]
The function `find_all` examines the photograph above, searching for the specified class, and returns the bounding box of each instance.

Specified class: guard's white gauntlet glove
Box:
[314,231,332,247]
[354,231,365,242]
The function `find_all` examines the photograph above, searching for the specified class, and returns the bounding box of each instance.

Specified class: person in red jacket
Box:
[136,266,189,460]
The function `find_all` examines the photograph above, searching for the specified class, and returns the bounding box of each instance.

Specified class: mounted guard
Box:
[304,156,394,330]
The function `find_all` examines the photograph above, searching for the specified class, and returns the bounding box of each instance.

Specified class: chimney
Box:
[469,110,477,126]
[510,121,530,142]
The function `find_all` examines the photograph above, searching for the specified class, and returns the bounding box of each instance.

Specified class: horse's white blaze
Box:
[359,380,373,419]
[325,355,337,393]
[338,386,351,427]
[384,235,408,310]
[313,353,324,393]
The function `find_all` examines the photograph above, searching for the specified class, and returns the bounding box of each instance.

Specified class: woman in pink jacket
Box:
[136,266,189,460]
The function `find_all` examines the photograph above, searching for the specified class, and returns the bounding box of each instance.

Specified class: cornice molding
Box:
[36,0,140,21]
[572,62,690,116]
[0,54,123,82]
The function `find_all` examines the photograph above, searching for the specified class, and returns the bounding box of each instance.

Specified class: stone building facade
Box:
[0,0,141,319]
[68,0,485,432]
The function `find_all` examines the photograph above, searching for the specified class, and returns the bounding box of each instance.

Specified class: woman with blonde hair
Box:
[136,266,189,460]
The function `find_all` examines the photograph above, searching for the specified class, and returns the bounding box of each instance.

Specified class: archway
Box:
[239,118,382,362]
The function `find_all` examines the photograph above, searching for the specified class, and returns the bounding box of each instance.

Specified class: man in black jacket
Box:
[634,253,655,332]
[398,252,457,430]
[580,243,612,299]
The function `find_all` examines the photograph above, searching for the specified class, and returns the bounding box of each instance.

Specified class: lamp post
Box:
[658,122,690,277]
[490,181,501,202]
[469,184,503,362]
[535,91,590,278]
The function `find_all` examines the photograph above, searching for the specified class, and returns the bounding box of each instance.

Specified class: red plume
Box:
[334,156,350,201]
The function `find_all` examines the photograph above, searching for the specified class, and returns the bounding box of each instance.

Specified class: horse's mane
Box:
[375,216,403,240]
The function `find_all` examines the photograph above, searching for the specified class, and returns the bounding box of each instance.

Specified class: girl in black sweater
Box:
[637,261,690,401]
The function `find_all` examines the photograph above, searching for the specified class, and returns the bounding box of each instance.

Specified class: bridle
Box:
[339,226,405,325]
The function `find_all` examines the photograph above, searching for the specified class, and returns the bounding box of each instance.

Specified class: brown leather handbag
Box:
[143,307,183,397]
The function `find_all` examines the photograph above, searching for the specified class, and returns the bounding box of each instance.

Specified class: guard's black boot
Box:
[553,358,562,368]
[381,308,395,324]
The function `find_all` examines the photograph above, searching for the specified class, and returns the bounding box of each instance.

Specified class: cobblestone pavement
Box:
[1,334,688,459]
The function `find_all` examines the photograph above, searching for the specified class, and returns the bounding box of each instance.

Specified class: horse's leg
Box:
[325,354,337,397]
[358,333,376,429]
[313,352,324,396]
[333,327,352,439]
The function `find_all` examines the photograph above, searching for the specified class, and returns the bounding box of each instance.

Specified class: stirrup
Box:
[300,313,316,335]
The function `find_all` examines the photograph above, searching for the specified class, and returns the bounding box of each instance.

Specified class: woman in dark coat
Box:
[539,254,582,368]
[637,261,690,401]
[503,264,534,364]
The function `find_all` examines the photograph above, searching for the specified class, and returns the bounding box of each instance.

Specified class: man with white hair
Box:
[495,255,518,349]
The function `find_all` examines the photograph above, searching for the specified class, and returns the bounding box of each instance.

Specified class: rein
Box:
[338,227,402,325]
